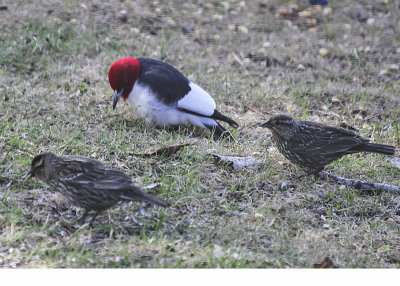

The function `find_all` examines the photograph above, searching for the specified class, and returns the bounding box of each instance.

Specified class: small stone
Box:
[213,34,220,41]
[212,14,223,21]
[118,10,127,23]
[367,18,375,25]
[298,10,312,18]
[166,17,176,26]
[378,69,388,76]
[388,64,399,71]
[323,224,330,229]
[238,25,248,34]
[130,27,140,35]
[80,3,88,10]
[387,218,395,224]
[381,0,389,4]
[306,18,317,25]
[213,245,224,258]
[231,253,239,259]
[364,46,371,53]
[262,41,271,48]
[204,3,213,9]
[254,213,263,219]
[70,18,77,23]
[155,7,162,14]
[104,37,110,43]
[279,182,288,191]
[319,48,329,56]
[314,5,322,12]
[309,27,318,33]
[221,2,230,11]
[284,20,292,26]
[323,7,332,15]
[297,64,306,71]
[257,47,266,54]
[279,8,288,16]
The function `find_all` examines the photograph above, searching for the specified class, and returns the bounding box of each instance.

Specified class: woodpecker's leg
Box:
[205,123,236,142]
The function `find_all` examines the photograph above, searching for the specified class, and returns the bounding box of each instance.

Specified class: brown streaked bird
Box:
[30,153,170,224]
[260,115,396,174]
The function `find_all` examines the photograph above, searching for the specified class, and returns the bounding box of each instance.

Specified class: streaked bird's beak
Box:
[113,89,123,110]
[259,120,272,129]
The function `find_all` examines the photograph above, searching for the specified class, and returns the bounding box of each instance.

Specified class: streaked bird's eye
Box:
[34,158,43,168]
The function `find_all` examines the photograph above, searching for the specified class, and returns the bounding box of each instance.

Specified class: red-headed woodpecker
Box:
[108,57,239,139]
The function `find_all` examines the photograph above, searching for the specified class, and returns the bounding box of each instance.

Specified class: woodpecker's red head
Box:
[108,57,141,109]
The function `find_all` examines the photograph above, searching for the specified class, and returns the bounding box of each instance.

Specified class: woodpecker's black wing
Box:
[137,58,191,105]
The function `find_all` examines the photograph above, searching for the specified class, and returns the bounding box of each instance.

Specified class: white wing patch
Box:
[126,81,218,128]
[177,82,216,116]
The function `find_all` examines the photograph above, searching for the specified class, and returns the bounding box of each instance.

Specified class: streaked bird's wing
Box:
[56,158,132,190]
[291,122,365,155]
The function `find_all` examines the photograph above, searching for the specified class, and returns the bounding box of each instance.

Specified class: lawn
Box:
[0,0,399,268]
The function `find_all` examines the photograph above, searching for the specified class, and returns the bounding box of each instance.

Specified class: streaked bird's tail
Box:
[121,187,170,207]
[354,143,396,155]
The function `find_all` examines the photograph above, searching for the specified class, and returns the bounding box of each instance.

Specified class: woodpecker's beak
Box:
[113,89,123,110]
[259,120,272,129]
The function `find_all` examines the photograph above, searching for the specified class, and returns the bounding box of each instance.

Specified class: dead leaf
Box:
[314,256,337,268]
[133,143,192,158]
[243,104,269,117]
[387,157,400,169]
[212,154,260,171]
[277,206,286,216]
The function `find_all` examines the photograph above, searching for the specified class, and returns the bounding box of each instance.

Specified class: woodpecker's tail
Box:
[211,110,239,128]
[353,143,396,155]
[121,187,170,207]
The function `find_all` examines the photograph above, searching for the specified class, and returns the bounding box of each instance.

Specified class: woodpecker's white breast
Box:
[126,82,218,128]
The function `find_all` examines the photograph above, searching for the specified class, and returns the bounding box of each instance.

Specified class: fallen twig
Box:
[132,143,192,158]
[320,171,400,194]
[243,104,269,118]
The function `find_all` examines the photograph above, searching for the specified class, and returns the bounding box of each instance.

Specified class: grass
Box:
[0,0,400,268]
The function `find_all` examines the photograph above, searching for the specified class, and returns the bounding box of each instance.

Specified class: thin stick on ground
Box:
[319,171,400,194]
